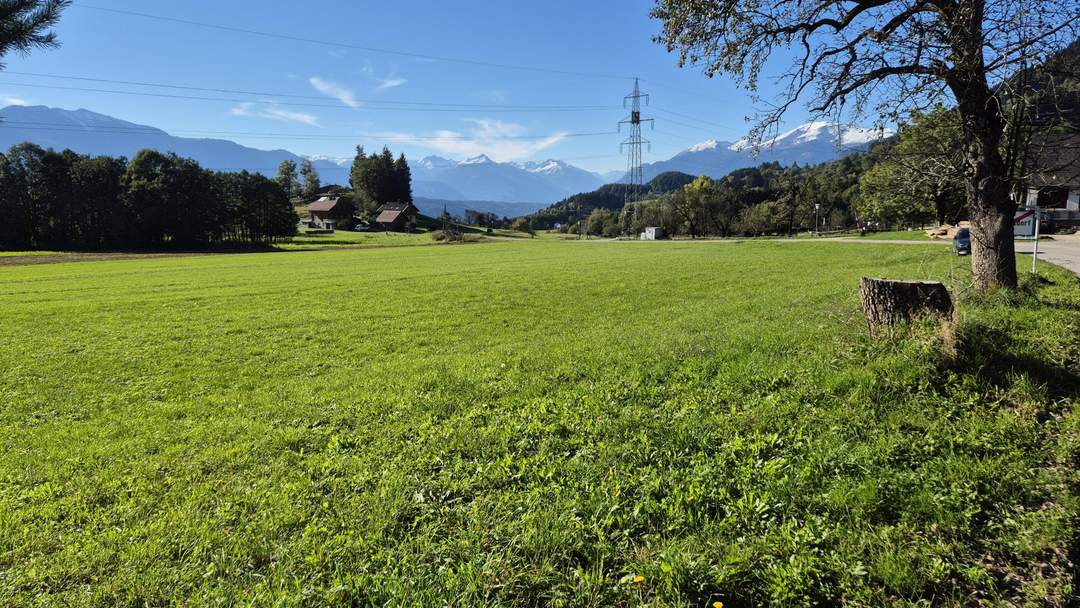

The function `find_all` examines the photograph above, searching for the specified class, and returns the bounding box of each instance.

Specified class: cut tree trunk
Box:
[859,278,954,337]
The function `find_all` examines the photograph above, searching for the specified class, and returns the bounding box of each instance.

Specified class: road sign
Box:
[1014,208,1036,237]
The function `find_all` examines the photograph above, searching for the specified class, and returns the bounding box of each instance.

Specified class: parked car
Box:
[953,227,971,256]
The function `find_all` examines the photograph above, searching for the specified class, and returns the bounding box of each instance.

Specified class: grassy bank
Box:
[1,240,1077,606]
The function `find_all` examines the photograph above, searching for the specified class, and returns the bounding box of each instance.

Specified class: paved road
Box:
[823,237,950,246]
[1015,234,1080,277]
[821,235,1080,277]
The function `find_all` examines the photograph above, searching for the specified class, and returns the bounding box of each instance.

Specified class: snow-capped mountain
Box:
[0,105,351,184]
[637,121,894,181]
[408,155,604,203]
[459,154,495,166]
[516,159,608,195]
[413,155,458,170]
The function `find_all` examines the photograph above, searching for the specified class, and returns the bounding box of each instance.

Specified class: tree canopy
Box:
[0,144,298,249]
[652,0,1079,290]
[349,146,413,217]
[0,0,69,68]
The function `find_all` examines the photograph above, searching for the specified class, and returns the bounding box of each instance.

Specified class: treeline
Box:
[349,145,412,218]
[531,171,696,229]
[571,158,875,238]
[0,143,298,250]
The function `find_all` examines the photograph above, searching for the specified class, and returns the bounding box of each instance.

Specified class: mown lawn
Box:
[1,240,1078,606]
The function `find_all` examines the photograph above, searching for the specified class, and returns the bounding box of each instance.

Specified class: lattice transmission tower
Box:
[619,78,653,202]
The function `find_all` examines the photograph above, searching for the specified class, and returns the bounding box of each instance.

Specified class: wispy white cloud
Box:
[230,102,320,127]
[381,119,566,162]
[328,49,348,59]
[375,75,407,91]
[1,95,29,106]
[263,107,321,127]
[309,77,360,108]
[373,65,407,91]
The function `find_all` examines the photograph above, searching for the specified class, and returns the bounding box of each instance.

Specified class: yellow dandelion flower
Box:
[713,602,724,608]
[633,575,645,583]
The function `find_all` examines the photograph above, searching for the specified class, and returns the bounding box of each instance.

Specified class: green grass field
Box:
[1,240,1078,606]
[282,228,436,250]
[851,230,931,241]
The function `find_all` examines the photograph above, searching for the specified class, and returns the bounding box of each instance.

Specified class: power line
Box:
[0,121,619,142]
[4,71,618,110]
[638,77,732,105]
[74,3,634,82]
[0,81,618,113]
[652,107,742,132]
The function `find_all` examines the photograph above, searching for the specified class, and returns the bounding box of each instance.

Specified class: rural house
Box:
[375,202,418,232]
[1025,135,1080,229]
[307,196,355,230]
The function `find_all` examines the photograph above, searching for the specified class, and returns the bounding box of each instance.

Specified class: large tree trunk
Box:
[968,199,1017,289]
[957,103,1017,290]
[948,12,1019,291]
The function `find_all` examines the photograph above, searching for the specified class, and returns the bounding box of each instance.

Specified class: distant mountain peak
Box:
[2,104,168,135]
[416,155,455,169]
[305,154,350,166]
[730,121,893,151]
[631,119,892,183]
[517,159,572,174]
[687,139,724,153]
[460,154,495,166]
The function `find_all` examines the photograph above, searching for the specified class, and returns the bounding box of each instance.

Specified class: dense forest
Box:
[0,144,299,249]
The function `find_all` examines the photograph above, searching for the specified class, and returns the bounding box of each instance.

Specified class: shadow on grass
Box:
[942,290,1080,603]
[947,322,1080,407]
[0,243,283,266]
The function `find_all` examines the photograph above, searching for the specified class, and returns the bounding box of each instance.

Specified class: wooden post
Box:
[859,278,953,337]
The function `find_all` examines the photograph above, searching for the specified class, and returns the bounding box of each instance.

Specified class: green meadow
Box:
[1,240,1078,606]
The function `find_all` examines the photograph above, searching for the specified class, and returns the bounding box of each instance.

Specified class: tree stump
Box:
[859,278,953,336]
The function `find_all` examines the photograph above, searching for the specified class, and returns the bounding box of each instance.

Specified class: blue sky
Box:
[0,0,815,173]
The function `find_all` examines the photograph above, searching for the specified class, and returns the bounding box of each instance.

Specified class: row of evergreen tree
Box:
[0,144,299,250]
[349,146,412,216]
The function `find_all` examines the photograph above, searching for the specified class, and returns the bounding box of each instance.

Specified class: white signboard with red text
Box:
[1014,208,1037,238]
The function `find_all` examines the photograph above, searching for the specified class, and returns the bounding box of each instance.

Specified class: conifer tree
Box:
[394,153,412,203]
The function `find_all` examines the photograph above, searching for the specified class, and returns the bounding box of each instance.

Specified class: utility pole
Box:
[1032,205,1040,275]
[619,78,653,208]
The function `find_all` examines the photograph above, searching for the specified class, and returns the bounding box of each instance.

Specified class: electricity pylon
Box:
[619,78,654,205]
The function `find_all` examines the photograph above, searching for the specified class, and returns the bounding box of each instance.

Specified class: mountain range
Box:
[638,122,893,181]
[0,104,352,185]
[0,105,892,213]
[408,154,606,203]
